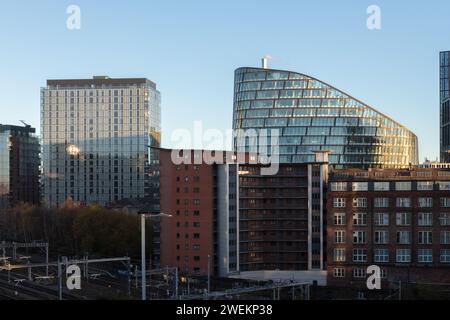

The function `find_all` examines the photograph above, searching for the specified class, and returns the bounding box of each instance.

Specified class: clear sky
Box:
[0,0,449,161]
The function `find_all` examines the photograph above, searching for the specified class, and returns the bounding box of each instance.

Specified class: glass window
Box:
[334,248,346,262]
[397,231,411,244]
[252,100,273,109]
[396,213,411,226]
[441,231,450,244]
[262,81,284,90]
[374,198,389,208]
[335,230,346,244]
[441,249,450,263]
[353,231,367,244]
[289,118,311,126]
[395,181,411,191]
[353,249,367,262]
[353,198,367,208]
[353,212,367,226]
[441,198,450,208]
[418,213,433,226]
[334,213,346,225]
[396,249,411,263]
[440,213,450,226]
[333,268,345,278]
[333,198,346,208]
[331,182,347,192]
[418,231,433,244]
[417,181,434,191]
[438,182,450,191]
[352,182,368,192]
[275,99,297,108]
[374,231,389,244]
[267,71,289,80]
[270,109,292,117]
[396,197,411,208]
[308,127,329,136]
[257,90,279,99]
[418,249,433,263]
[418,197,433,208]
[374,249,389,263]
[312,117,334,126]
[374,182,390,191]
[283,127,306,136]
[374,213,389,226]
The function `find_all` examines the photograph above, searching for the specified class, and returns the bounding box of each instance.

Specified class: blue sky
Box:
[0,0,449,161]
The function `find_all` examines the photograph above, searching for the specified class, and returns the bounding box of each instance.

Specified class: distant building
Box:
[40,76,161,207]
[0,124,40,207]
[327,167,450,289]
[233,62,418,169]
[441,51,450,163]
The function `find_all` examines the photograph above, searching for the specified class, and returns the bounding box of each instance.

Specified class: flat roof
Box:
[46,76,156,89]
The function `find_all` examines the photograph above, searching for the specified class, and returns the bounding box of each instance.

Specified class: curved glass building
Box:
[233,66,418,169]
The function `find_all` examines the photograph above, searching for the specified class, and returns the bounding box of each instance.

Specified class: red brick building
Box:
[159,148,216,276]
[327,167,450,289]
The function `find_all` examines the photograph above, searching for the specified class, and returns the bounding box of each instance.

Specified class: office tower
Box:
[327,167,450,291]
[0,124,40,207]
[440,51,450,163]
[41,76,161,207]
[233,63,419,169]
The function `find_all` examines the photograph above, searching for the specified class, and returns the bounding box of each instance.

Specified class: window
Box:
[417,181,433,191]
[396,249,411,263]
[353,231,367,244]
[418,197,433,208]
[352,182,368,191]
[418,213,433,226]
[441,231,450,244]
[334,248,346,262]
[353,249,367,262]
[334,213,346,226]
[397,231,411,244]
[440,213,450,226]
[374,182,390,191]
[395,182,411,191]
[396,198,411,208]
[441,198,450,208]
[353,213,367,226]
[418,249,433,263]
[374,231,389,244]
[352,268,367,278]
[396,213,411,226]
[374,249,389,263]
[418,231,433,244]
[374,213,389,226]
[333,268,345,278]
[353,198,367,208]
[331,182,347,192]
[438,182,450,191]
[333,198,346,208]
[334,231,346,244]
[441,249,450,263]
[374,198,389,208]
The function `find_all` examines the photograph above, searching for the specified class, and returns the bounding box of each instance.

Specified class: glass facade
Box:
[0,125,40,208]
[41,77,161,207]
[233,67,419,169]
[440,51,450,162]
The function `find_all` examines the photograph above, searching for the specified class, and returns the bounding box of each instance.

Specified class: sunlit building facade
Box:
[441,51,450,163]
[233,66,418,169]
[41,76,161,207]
[0,124,40,208]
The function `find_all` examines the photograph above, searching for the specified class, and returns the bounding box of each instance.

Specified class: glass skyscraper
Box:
[0,124,40,208]
[233,66,418,169]
[41,76,161,207]
[440,51,450,163]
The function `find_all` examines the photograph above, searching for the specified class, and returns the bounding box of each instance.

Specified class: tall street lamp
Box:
[138,211,172,301]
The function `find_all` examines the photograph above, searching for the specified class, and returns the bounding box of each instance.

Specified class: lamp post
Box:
[138,211,172,301]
